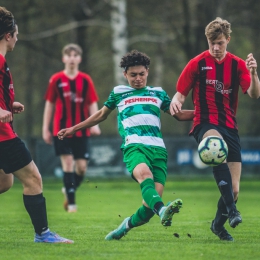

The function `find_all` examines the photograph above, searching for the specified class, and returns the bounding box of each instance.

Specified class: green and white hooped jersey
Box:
[104,85,171,150]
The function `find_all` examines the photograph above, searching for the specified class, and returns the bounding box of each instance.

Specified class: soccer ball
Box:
[198,136,228,166]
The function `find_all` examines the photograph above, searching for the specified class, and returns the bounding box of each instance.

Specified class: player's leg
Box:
[74,159,87,188]
[4,137,72,243]
[60,154,77,212]
[0,169,13,194]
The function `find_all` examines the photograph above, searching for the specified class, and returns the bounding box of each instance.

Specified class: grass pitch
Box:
[0,176,260,260]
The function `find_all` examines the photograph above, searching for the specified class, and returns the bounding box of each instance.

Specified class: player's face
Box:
[124,66,149,89]
[6,25,18,52]
[208,34,230,61]
[62,50,82,69]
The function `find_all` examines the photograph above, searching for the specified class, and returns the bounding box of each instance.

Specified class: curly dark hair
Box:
[120,50,150,71]
[0,7,16,40]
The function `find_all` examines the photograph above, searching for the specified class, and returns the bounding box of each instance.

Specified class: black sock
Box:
[63,172,75,204]
[153,201,164,216]
[74,173,84,189]
[23,193,48,235]
[213,164,235,213]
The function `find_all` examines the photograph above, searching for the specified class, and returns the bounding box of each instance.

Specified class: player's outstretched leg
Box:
[159,198,183,226]
[34,230,74,243]
[105,217,131,240]
[210,220,233,241]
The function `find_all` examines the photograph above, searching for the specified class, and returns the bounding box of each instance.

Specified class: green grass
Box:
[0,176,260,260]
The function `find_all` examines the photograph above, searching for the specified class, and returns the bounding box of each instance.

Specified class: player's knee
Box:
[0,184,12,194]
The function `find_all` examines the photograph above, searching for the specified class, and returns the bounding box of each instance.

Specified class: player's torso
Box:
[112,85,169,149]
[0,60,16,141]
[192,54,242,129]
[53,72,90,136]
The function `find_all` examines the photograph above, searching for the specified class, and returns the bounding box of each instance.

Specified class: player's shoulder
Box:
[78,71,93,80]
[49,71,64,81]
[226,52,244,62]
[0,54,6,68]
[146,86,165,92]
[113,85,134,94]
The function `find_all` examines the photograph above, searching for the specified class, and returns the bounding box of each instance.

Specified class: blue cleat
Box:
[160,199,183,227]
[105,217,131,240]
[34,230,74,244]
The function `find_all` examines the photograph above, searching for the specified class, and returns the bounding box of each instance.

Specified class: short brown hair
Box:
[0,7,16,40]
[62,43,82,56]
[205,17,232,41]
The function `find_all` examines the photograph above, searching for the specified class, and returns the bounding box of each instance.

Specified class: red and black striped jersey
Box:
[0,54,17,141]
[177,51,251,133]
[44,71,99,137]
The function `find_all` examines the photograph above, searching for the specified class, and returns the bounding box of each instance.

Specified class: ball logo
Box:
[206,79,232,94]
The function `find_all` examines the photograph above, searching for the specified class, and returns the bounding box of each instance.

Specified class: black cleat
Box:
[210,220,234,241]
[228,209,242,228]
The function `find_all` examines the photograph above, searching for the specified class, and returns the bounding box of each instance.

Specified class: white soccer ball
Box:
[198,136,228,166]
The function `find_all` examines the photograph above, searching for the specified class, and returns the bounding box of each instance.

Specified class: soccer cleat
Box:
[34,230,74,243]
[105,217,131,240]
[228,208,242,228]
[68,204,77,213]
[61,187,68,211]
[210,220,234,241]
[160,198,183,227]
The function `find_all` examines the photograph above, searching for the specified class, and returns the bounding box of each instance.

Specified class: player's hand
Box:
[170,100,183,116]
[90,125,101,136]
[0,108,12,123]
[42,130,53,145]
[246,53,257,75]
[57,127,75,140]
[13,101,24,114]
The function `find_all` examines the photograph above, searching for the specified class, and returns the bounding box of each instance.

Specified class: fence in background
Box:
[34,136,260,177]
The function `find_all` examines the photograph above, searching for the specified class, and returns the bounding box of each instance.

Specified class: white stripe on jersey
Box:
[122,114,161,129]
[125,134,165,148]
[114,85,134,94]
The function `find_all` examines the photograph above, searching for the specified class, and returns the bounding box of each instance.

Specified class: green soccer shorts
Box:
[123,144,168,185]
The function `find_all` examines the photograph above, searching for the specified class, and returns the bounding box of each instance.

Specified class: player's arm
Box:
[13,102,24,114]
[89,102,101,136]
[0,107,12,123]
[169,91,187,115]
[58,106,112,140]
[246,53,260,99]
[42,101,54,145]
[169,110,194,121]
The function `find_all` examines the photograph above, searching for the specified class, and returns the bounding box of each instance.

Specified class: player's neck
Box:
[63,68,79,79]
[0,42,7,57]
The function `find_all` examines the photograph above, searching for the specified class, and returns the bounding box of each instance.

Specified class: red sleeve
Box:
[176,58,198,96]
[238,59,251,94]
[44,75,58,103]
[85,75,99,104]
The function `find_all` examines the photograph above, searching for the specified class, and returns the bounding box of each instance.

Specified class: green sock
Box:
[129,205,155,228]
[140,178,163,210]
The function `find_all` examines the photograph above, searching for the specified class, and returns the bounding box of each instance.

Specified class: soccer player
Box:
[170,17,260,241]
[42,44,101,213]
[57,50,194,240]
[0,6,73,243]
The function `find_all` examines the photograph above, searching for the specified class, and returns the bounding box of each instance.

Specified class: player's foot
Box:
[68,204,77,213]
[210,220,234,241]
[105,217,131,240]
[228,208,242,228]
[160,198,183,227]
[61,187,68,211]
[34,230,74,243]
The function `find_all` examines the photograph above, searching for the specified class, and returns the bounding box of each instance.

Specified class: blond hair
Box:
[62,43,82,56]
[205,17,232,41]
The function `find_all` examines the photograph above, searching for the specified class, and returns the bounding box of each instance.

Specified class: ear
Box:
[227,36,231,44]
[123,71,127,79]
[4,33,11,41]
